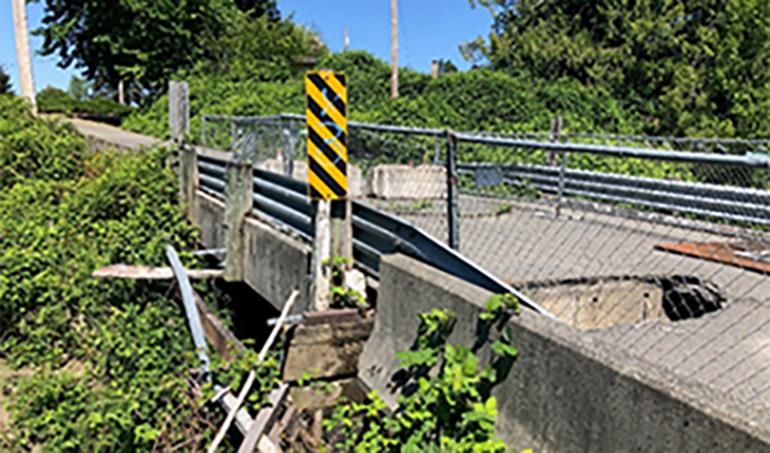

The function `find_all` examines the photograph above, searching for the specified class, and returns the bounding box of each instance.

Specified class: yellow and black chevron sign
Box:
[305,71,348,200]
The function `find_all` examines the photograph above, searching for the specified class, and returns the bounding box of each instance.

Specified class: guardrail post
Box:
[223,160,253,282]
[446,130,459,250]
[170,81,195,221]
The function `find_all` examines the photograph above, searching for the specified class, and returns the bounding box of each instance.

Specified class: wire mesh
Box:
[453,131,770,424]
[201,112,770,427]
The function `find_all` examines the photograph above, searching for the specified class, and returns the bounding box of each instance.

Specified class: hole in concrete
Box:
[517,275,726,331]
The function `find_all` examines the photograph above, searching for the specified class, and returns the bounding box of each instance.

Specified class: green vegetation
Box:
[325,294,521,452]
[33,0,309,98]
[0,66,11,95]
[0,95,281,451]
[467,0,770,139]
[36,86,133,117]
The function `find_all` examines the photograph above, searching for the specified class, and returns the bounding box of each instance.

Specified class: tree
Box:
[467,0,770,138]
[436,59,458,75]
[234,0,280,20]
[0,66,11,94]
[32,0,238,95]
[67,76,91,102]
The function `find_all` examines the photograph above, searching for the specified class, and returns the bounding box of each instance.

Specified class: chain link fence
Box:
[200,112,770,427]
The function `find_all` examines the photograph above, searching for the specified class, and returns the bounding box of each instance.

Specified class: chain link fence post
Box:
[446,130,459,250]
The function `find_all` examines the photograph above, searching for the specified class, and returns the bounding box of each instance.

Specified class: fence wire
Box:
[201,112,770,428]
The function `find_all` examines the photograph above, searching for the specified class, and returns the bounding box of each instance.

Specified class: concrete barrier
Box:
[261,158,364,198]
[242,216,312,314]
[194,190,312,313]
[194,191,226,249]
[359,254,770,452]
[367,165,446,199]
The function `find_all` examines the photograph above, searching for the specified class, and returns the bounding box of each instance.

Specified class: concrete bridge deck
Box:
[70,117,770,450]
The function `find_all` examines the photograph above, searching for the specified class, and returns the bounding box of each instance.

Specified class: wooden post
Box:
[224,161,253,282]
[313,201,332,310]
[170,82,194,220]
[179,145,198,222]
[390,0,398,99]
[11,0,36,115]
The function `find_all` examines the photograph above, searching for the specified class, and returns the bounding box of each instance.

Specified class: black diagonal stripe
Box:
[308,73,346,117]
[307,95,347,146]
[309,156,346,198]
[309,185,324,200]
[333,73,346,90]
[308,127,347,176]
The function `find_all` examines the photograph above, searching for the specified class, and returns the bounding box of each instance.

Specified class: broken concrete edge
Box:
[359,253,770,451]
[282,317,374,382]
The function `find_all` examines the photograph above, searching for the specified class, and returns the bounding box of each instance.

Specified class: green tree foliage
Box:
[124,50,640,141]
[436,59,458,75]
[37,86,133,116]
[0,66,11,94]
[201,14,328,83]
[66,75,92,102]
[467,0,770,137]
[234,0,280,20]
[32,0,238,94]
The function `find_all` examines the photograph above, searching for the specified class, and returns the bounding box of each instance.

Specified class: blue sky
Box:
[0,0,492,94]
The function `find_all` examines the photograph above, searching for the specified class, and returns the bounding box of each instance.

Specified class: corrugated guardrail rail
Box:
[195,149,556,318]
[458,162,770,226]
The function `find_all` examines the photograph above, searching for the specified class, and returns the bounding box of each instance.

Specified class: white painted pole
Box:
[11,0,37,115]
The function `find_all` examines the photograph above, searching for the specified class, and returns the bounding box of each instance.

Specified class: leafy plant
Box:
[0,96,238,451]
[323,294,521,452]
[323,255,367,309]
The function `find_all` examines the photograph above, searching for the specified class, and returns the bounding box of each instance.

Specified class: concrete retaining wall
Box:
[367,165,446,199]
[359,254,770,452]
[193,191,312,313]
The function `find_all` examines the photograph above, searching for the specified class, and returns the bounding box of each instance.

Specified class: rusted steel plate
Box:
[92,264,223,280]
[654,241,770,274]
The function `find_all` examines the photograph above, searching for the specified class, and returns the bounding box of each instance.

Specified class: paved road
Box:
[67,117,163,150]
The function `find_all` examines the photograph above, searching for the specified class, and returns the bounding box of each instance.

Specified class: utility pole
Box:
[118,80,125,105]
[343,28,349,52]
[11,0,37,115]
[390,0,398,99]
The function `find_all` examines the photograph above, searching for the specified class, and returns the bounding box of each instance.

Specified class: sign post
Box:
[306,71,351,310]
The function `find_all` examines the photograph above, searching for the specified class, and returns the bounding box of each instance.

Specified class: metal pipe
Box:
[454,133,770,168]
[555,151,568,217]
[460,161,770,200]
[166,245,211,380]
[446,131,459,250]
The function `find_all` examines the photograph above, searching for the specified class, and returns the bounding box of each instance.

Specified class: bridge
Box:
[71,85,770,451]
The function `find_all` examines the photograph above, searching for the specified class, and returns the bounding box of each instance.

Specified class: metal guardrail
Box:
[194,150,556,319]
[458,162,770,226]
